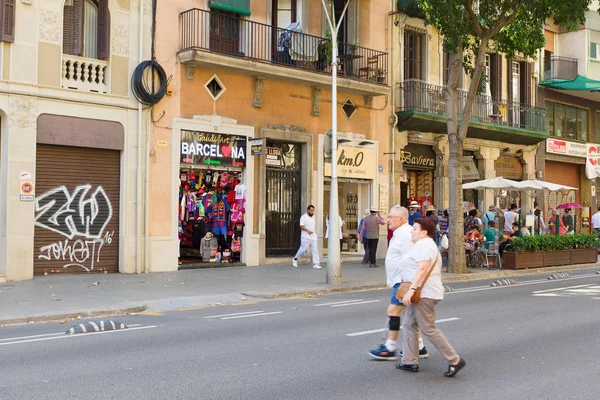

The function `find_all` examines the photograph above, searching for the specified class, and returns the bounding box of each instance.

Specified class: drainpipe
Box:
[136,0,144,274]
[389,6,398,205]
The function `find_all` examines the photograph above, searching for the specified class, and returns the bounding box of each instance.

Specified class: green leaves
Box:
[510,233,599,252]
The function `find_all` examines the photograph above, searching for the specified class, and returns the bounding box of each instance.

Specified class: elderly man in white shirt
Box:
[368,205,428,361]
[592,207,600,234]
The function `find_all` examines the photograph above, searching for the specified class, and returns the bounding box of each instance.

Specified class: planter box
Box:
[545,250,571,266]
[502,251,545,270]
[570,248,597,264]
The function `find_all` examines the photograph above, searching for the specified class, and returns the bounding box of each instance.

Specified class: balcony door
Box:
[210,11,240,55]
[512,61,520,126]
[271,0,297,64]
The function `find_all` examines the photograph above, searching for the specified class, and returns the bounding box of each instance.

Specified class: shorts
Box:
[390,283,405,306]
[212,224,228,236]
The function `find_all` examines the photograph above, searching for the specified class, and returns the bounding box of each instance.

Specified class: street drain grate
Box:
[66,320,127,335]
[490,279,519,287]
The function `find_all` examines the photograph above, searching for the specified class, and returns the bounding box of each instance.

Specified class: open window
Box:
[63,0,110,60]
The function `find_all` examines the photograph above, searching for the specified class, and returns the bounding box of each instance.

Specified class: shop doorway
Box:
[400,169,434,214]
[265,142,302,257]
[323,179,370,254]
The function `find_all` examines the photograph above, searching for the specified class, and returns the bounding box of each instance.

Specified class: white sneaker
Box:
[313,264,322,269]
[292,258,298,267]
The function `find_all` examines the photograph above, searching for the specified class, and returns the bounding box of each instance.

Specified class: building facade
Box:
[0,0,150,281]
[391,4,546,214]
[148,0,393,271]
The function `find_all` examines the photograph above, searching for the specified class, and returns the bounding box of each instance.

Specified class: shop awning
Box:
[462,156,481,180]
[209,0,251,16]
[539,75,600,91]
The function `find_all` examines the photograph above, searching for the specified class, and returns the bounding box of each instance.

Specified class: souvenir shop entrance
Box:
[178,130,248,265]
[399,144,437,213]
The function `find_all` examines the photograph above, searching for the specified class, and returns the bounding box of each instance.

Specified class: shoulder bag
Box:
[396,252,441,304]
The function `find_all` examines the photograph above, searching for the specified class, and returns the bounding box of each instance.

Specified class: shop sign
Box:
[494,155,523,180]
[265,147,283,167]
[546,138,587,158]
[250,138,264,156]
[324,146,376,180]
[462,156,480,180]
[586,144,600,179]
[180,130,246,167]
[400,144,436,170]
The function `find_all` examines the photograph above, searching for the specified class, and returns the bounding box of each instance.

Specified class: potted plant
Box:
[503,235,545,269]
[349,42,358,54]
[570,233,599,264]
[318,28,333,72]
[375,68,385,83]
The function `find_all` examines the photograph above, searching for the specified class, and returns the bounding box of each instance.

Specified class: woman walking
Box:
[396,218,466,377]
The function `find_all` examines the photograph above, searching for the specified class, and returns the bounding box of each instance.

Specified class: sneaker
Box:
[398,347,430,359]
[368,345,397,361]
[292,258,298,267]
[313,264,322,269]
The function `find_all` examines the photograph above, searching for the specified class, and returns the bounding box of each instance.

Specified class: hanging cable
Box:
[131,60,168,106]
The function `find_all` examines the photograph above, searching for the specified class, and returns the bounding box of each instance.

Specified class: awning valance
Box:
[539,75,600,91]
[209,0,251,16]
[462,156,481,181]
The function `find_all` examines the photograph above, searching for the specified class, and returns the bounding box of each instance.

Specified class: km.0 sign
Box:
[20,181,35,202]
[324,146,376,180]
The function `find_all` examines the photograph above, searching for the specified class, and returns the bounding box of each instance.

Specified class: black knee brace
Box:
[389,316,400,331]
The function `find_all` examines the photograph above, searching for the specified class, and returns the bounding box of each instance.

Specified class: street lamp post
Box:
[321,0,349,285]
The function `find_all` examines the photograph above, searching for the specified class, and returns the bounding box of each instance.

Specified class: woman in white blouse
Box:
[396,218,466,378]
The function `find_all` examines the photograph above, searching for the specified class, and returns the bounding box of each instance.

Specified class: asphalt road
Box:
[1,268,600,400]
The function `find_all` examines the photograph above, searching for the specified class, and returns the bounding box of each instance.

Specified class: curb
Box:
[0,305,147,327]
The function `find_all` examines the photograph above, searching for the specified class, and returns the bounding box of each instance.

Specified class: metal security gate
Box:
[33,145,121,275]
[265,168,302,256]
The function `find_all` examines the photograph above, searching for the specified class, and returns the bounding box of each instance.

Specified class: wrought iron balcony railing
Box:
[180,8,388,85]
[397,80,547,132]
[544,56,578,81]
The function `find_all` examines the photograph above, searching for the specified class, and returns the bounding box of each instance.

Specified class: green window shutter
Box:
[209,0,251,16]
[591,42,597,60]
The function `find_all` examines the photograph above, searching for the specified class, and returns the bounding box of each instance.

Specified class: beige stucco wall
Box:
[38,43,61,87]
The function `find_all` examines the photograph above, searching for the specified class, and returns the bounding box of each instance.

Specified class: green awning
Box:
[209,0,251,16]
[539,75,600,91]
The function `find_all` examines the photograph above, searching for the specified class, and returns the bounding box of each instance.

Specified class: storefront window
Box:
[546,101,589,141]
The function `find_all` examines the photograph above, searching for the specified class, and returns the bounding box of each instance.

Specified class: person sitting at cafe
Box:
[481,221,504,252]
[499,222,521,254]
[464,224,483,253]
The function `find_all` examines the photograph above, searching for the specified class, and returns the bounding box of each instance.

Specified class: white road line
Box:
[345,317,460,337]
[220,311,283,320]
[531,284,592,294]
[532,293,571,297]
[447,274,600,295]
[203,311,265,319]
[0,325,158,347]
[314,299,365,307]
[330,300,381,308]
[0,332,64,342]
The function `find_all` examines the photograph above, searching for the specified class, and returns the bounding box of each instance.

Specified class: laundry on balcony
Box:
[289,33,319,62]
[277,21,301,48]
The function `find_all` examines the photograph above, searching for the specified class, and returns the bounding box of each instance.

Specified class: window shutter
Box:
[525,62,532,105]
[0,0,16,43]
[72,0,83,56]
[97,0,109,60]
[507,59,513,104]
[63,5,73,55]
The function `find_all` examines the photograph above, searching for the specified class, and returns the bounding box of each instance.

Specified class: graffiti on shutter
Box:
[35,184,115,272]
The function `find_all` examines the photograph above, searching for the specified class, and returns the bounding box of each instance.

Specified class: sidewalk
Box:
[0,259,598,325]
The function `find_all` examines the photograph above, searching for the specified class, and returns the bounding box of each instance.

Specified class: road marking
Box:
[203,311,265,319]
[330,300,381,308]
[0,325,158,347]
[220,311,283,320]
[447,274,600,295]
[0,332,64,342]
[141,311,165,316]
[345,317,460,337]
[314,299,365,307]
[532,284,592,294]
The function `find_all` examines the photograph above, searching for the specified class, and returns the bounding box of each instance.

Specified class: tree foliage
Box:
[415,0,593,273]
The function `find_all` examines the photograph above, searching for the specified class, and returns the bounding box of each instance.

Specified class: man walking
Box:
[503,204,518,236]
[368,206,428,360]
[483,205,496,231]
[408,201,422,225]
[292,205,321,269]
[364,207,384,268]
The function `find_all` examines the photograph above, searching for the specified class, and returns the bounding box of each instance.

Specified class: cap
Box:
[425,205,436,212]
[488,205,496,211]
[409,201,419,208]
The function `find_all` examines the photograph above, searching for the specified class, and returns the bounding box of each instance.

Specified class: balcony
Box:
[544,56,578,81]
[61,55,108,93]
[396,80,548,145]
[178,8,389,95]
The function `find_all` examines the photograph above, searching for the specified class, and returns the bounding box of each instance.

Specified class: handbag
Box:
[396,252,440,304]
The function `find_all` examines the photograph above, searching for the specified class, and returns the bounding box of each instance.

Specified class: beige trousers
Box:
[401,297,460,365]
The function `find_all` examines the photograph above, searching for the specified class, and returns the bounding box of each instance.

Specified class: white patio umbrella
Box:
[519,179,578,193]
[461,177,523,191]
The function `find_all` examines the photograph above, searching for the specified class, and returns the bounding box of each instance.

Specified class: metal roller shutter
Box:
[34,145,120,275]
[544,161,580,209]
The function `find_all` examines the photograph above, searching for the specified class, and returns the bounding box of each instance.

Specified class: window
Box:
[591,42,600,61]
[404,30,424,80]
[0,0,15,43]
[546,101,589,141]
[63,0,110,60]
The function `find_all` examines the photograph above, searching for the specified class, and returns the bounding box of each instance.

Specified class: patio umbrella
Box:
[462,177,522,190]
[556,203,582,209]
[520,179,578,192]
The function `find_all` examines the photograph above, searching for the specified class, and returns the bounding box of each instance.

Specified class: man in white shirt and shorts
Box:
[293,205,321,269]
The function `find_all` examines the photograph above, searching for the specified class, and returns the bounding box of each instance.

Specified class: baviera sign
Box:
[180,130,247,167]
[324,146,376,180]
